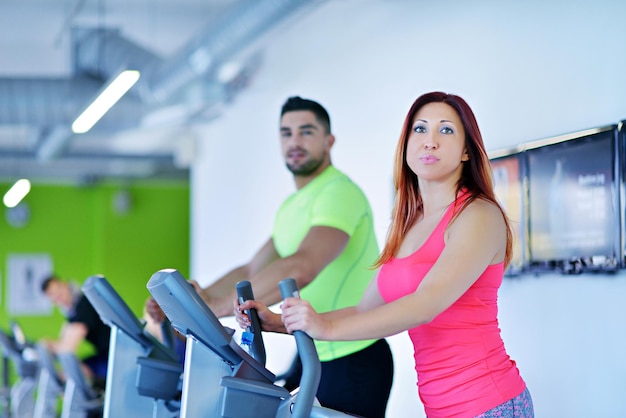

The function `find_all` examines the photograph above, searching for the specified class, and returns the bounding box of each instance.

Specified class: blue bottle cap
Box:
[241,331,254,345]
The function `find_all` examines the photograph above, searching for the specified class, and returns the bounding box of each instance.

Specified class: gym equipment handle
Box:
[235,280,267,366]
[278,278,321,418]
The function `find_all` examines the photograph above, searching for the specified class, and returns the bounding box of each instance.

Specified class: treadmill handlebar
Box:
[235,280,267,366]
[147,269,277,382]
[278,278,321,418]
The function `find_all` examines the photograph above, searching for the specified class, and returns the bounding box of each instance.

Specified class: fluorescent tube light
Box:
[72,70,141,134]
[3,179,31,208]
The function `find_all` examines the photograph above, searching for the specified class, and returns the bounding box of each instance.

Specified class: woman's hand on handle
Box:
[281,297,330,340]
[233,299,286,333]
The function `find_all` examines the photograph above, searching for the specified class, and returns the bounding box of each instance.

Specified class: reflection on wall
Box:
[527,132,615,264]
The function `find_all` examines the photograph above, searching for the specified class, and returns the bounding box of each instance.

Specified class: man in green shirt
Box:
[149,96,393,417]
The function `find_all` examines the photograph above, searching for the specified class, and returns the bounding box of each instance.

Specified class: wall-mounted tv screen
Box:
[490,153,526,275]
[617,120,626,268]
[527,127,619,272]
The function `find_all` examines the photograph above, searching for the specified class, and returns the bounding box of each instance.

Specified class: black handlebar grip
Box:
[235,280,267,366]
[278,278,320,418]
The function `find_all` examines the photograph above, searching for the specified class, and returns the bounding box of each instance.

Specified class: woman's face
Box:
[405,102,469,184]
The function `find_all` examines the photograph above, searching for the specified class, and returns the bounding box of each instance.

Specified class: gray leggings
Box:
[474,387,534,418]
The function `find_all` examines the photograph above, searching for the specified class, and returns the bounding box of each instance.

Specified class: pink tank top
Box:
[378,193,526,418]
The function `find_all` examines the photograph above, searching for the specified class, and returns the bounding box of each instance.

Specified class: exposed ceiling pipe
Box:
[28,28,160,161]
[71,0,323,105]
[36,126,73,161]
[0,77,101,126]
[146,0,322,103]
[0,0,325,167]
[1,0,322,126]
[0,76,144,128]
[72,27,165,104]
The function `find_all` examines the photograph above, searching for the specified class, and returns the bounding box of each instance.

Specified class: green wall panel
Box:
[0,181,190,349]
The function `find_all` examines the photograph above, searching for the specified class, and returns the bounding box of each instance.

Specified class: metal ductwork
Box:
[0,77,144,129]
[146,0,321,103]
[72,27,165,105]
[0,0,322,128]
[0,77,100,126]
[0,0,324,179]
[68,0,323,105]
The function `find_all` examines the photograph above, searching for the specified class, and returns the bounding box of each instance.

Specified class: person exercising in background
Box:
[42,274,110,387]
[147,96,393,418]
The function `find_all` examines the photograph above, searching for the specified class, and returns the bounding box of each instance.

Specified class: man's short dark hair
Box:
[281,96,331,134]
[41,274,59,293]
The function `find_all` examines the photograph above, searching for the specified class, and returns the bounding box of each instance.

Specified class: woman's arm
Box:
[235,269,386,333]
[282,200,507,341]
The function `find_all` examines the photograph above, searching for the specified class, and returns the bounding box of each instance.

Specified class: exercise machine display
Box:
[0,323,38,418]
[146,268,351,418]
[56,352,104,418]
[82,275,182,418]
[33,343,63,418]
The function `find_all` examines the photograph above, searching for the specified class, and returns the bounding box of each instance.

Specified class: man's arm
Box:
[208,226,349,317]
[47,322,88,353]
[144,239,282,321]
[200,237,282,317]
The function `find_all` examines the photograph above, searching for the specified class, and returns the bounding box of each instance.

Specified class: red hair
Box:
[375,92,512,268]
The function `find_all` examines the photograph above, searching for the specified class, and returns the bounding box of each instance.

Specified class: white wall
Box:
[190,1,626,416]
[498,272,626,417]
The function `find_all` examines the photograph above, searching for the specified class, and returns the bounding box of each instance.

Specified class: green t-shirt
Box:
[272,165,380,361]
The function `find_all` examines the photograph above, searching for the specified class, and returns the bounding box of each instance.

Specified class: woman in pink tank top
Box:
[246,92,533,417]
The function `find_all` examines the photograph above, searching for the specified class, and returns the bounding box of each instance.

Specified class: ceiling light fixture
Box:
[71,70,141,134]
[217,61,242,84]
[3,179,31,208]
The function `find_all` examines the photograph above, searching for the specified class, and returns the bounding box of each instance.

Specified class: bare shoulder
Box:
[453,197,505,229]
[465,197,503,216]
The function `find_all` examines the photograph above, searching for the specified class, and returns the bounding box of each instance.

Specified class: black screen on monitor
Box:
[620,120,626,269]
[527,129,618,265]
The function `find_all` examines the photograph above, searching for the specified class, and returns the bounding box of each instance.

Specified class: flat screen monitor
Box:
[490,153,526,275]
[617,120,626,268]
[526,127,619,271]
